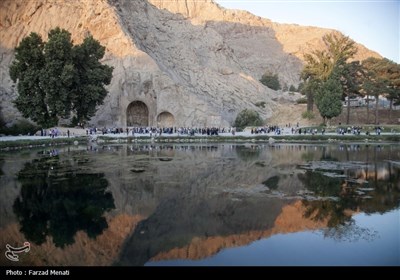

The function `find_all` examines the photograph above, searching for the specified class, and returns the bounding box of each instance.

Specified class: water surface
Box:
[0,143,399,266]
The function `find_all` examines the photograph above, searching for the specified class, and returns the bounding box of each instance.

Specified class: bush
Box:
[70,116,79,127]
[234,109,263,129]
[297,82,304,92]
[0,119,40,136]
[302,111,315,120]
[296,97,308,104]
[0,109,5,130]
[289,85,296,92]
[254,101,266,108]
[260,73,281,90]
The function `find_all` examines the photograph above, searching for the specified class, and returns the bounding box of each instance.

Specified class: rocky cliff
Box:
[0,0,381,128]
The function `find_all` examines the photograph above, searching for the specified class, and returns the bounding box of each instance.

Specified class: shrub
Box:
[70,116,79,127]
[0,119,40,136]
[260,73,281,90]
[296,97,308,104]
[0,108,5,130]
[254,101,266,108]
[302,111,315,120]
[234,109,263,129]
[262,176,280,189]
[297,82,305,92]
[289,85,296,92]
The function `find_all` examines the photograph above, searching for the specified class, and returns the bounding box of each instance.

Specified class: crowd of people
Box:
[37,124,387,139]
[87,126,236,136]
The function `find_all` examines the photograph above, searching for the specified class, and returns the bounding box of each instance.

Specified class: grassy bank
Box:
[97,134,400,144]
[0,137,88,151]
[0,134,398,151]
[301,125,400,134]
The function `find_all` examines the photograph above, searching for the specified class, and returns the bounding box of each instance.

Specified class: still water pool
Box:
[1,143,399,266]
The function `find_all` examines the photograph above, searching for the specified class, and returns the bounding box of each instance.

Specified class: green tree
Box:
[72,35,113,123]
[301,78,320,112]
[9,28,113,128]
[9,32,53,127]
[0,104,5,129]
[297,82,305,92]
[389,87,400,122]
[362,57,400,124]
[260,73,281,90]
[315,68,343,125]
[301,32,357,112]
[335,61,364,124]
[234,109,263,129]
[41,28,75,120]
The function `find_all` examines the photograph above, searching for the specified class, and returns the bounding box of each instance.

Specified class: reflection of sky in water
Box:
[1,143,399,266]
[147,209,400,266]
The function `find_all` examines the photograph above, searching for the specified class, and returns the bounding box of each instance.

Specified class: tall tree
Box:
[339,61,364,124]
[388,87,400,122]
[315,67,343,125]
[9,32,56,127]
[9,28,113,128]
[301,32,357,112]
[300,78,320,112]
[41,28,75,119]
[71,36,113,123]
[0,104,5,129]
[374,59,400,123]
[362,57,400,124]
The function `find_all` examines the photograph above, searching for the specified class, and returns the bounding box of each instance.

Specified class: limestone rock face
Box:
[0,0,381,128]
[149,0,381,87]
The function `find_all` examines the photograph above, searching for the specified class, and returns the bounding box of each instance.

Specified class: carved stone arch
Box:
[126,101,149,127]
[157,111,175,127]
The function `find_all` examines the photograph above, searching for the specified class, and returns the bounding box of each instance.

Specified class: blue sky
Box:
[214,0,399,63]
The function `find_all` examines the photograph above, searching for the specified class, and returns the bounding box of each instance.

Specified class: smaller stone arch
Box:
[157,111,175,127]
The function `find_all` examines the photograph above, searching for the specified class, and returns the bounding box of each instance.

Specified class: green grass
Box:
[97,134,400,144]
[301,125,400,134]
[301,111,315,120]
[1,133,398,151]
[272,134,400,143]
[0,137,88,151]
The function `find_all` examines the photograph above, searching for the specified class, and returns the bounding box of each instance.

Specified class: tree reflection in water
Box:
[235,145,261,161]
[0,158,4,176]
[299,158,400,241]
[13,156,115,248]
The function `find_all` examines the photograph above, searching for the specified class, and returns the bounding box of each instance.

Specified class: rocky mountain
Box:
[0,0,381,128]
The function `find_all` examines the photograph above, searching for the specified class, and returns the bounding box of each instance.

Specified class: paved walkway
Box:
[1,127,397,142]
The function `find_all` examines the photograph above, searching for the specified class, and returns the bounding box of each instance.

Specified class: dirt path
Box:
[266,104,323,127]
[267,104,400,127]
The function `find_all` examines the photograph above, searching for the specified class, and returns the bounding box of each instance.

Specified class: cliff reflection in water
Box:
[115,144,400,265]
[14,156,115,248]
[0,144,399,265]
